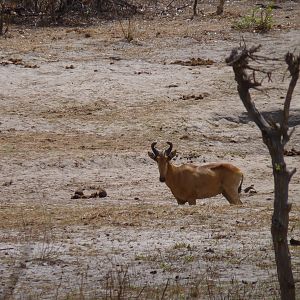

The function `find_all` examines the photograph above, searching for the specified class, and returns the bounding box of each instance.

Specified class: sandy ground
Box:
[0,1,300,299]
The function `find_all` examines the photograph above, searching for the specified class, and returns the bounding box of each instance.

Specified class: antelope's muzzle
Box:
[159,177,166,183]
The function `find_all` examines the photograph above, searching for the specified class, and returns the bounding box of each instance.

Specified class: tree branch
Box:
[282,53,300,145]
[289,168,297,182]
[226,46,272,133]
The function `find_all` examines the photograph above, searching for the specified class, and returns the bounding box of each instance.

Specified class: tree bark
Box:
[193,0,198,16]
[216,0,225,15]
[265,133,295,299]
[0,5,3,36]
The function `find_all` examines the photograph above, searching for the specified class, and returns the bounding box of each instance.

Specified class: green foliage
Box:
[274,163,282,172]
[160,262,175,272]
[183,254,195,263]
[233,4,274,32]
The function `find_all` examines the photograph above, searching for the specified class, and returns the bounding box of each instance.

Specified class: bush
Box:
[233,4,273,32]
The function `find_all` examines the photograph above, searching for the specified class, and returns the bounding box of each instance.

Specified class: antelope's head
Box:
[148,142,177,182]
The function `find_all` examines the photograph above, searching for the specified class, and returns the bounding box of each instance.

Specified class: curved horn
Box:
[165,142,173,156]
[151,142,159,156]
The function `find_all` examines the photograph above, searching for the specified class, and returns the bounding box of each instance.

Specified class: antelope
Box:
[148,142,243,205]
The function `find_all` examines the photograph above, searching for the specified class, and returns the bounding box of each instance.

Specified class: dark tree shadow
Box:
[216,109,300,127]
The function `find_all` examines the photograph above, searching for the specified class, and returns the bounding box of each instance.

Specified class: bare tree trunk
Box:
[49,0,56,22]
[216,0,225,15]
[265,132,295,300]
[0,3,3,36]
[192,0,198,16]
[226,46,299,300]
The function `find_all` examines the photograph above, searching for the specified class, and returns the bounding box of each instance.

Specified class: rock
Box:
[180,135,189,140]
[171,58,214,66]
[72,187,106,199]
[290,238,300,246]
[71,194,81,199]
[244,185,256,193]
[74,188,84,196]
[89,192,98,198]
[205,248,215,253]
[3,180,13,186]
[98,188,107,198]
[284,148,300,156]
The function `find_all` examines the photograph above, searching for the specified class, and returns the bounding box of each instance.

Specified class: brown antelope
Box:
[148,142,243,205]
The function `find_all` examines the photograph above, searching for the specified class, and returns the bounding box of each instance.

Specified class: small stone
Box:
[290,238,300,246]
[89,192,98,198]
[98,188,107,198]
[205,248,214,253]
[74,188,84,196]
[244,185,256,193]
[3,180,13,186]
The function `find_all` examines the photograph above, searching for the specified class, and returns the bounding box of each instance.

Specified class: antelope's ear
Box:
[148,152,157,161]
[168,150,177,160]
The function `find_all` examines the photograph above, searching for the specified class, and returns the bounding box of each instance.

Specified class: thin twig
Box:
[135,285,146,299]
[288,168,297,181]
[160,278,170,300]
[166,0,176,8]
[282,53,300,144]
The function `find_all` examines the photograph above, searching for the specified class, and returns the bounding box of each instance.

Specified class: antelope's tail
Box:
[238,174,243,194]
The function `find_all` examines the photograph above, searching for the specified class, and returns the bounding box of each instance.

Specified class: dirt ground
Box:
[0,0,300,299]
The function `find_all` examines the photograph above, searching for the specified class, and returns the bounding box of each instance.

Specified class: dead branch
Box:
[289,168,297,181]
[225,46,272,134]
[282,52,300,144]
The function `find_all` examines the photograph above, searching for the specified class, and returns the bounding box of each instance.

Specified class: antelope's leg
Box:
[176,198,187,205]
[222,188,242,205]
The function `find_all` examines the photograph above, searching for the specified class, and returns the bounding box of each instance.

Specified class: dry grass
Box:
[0,201,277,230]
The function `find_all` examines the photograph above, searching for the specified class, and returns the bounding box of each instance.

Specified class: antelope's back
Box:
[202,162,242,176]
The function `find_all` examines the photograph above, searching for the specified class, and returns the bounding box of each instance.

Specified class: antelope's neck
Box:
[165,162,178,186]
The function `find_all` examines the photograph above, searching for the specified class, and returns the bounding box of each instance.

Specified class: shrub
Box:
[233,4,273,32]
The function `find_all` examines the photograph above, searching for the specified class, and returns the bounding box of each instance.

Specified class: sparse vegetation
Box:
[119,18,136,42]
[173,242,191,250]
[183,254,194,263]
[233,4,273,32]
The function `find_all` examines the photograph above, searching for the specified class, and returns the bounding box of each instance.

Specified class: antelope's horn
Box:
[151,142,159,156]
[165,142,173,156]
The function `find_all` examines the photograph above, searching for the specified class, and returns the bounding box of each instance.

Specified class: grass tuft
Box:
[233,4,273,32]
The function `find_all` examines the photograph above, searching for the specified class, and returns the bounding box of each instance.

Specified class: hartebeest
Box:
[148,142,243,205]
